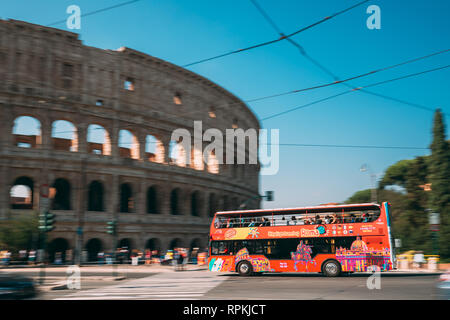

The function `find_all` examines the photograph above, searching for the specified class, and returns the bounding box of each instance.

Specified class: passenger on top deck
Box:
[314,215,322,225]
[291,216,297,225]
[259,217,270,227]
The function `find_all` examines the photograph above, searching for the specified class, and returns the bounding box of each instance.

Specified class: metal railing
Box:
[215,213,380,228]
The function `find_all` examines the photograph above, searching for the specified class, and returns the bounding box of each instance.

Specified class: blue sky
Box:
[3,0,450,208]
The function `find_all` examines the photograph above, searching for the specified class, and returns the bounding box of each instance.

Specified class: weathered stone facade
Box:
[0,19,260,260]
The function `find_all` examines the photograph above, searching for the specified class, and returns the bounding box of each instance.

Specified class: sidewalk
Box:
[1,263,208,274]
[387,269,444,274]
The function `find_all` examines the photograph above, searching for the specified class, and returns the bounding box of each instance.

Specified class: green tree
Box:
[428,109,450,258]
[0,214,39,254]
[405,157,428,209]
[400,157,431,252]
[346,156,432,253]
[378,159,415,189]
[345,189,371,203]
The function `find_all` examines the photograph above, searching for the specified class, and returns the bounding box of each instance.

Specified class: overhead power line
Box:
[268,143,428,150]
[182,0,369,67]
[249,0,449,117]
[42,0,447,122]
[250,0,347,81]
[48,56,449,133]
[46,0,143,27]
[117,142,429,150]
[162,48,450,119]
[246,49,450,103]
[261,64,450,121]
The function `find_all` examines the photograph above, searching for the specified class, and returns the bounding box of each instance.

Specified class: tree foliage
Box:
[346,110,450,258]
[0,214,39,253]
[428,109,450,258]
[345,189,371,204]
[378,159,415,189]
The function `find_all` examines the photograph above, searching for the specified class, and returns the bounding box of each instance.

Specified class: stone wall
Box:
[0,19,260,258]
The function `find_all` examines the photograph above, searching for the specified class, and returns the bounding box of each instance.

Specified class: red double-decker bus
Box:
[208,202,396,276]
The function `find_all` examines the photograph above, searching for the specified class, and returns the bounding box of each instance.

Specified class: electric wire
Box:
[46,0,144,27]
[181,0,369,67]
[249,0,449,117]
[261,64,450,121]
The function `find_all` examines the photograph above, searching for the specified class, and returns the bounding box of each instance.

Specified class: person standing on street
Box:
[173,248,180,271]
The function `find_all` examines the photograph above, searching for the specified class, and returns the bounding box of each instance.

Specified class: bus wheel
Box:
[237,261,253,276]
[322,260,341,277]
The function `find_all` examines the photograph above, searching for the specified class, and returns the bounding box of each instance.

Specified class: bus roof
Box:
[215,203,381,217]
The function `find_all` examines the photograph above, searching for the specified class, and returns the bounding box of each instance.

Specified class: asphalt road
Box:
[206,272,446,300]
[4,266,444,300]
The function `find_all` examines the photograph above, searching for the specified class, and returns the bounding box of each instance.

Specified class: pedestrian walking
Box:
[0,251,6,265]
[181,248,188,270]
[55,252,62,265]
[145,249,151,265]
[19,249,27,263]
[5,251,11,266]
[413,252,425,269]
[98,252,105,265]
[173,248,180,271]
[28,250,36,265]
[191,248,198,265]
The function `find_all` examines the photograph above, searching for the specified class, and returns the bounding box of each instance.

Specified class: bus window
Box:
[211,241,232,255]
[218,242,227,255]
[370,211,380,221]
[254,241,264,254]
[211,242,219,255]
[335,237,356,250]
[312,238,334,255]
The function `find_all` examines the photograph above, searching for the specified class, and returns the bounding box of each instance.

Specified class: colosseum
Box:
[0,19,260,263]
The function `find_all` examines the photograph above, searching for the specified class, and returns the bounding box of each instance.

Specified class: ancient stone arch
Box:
[0,18,261,255]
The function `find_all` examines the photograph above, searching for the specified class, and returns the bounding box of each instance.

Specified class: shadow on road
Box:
[221,272,442,278]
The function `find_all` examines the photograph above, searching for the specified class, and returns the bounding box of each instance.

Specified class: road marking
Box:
[55,270,228,300]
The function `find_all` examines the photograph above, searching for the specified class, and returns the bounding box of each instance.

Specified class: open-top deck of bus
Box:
[215,203,381,216]
[212,203,383,229]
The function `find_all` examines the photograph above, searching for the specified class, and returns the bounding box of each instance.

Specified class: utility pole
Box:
[360,164,377,203]
[75,157,87,265]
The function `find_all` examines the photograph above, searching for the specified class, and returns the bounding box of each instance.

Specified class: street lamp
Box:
[360,164,377,203]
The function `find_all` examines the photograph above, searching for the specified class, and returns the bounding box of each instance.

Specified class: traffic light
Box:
[265,191,274,201]
[106,220,117,235]
[39,211,55,232]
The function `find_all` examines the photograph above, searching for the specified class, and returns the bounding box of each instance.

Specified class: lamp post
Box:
[360,164,377,203]
[74,157,87,266]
